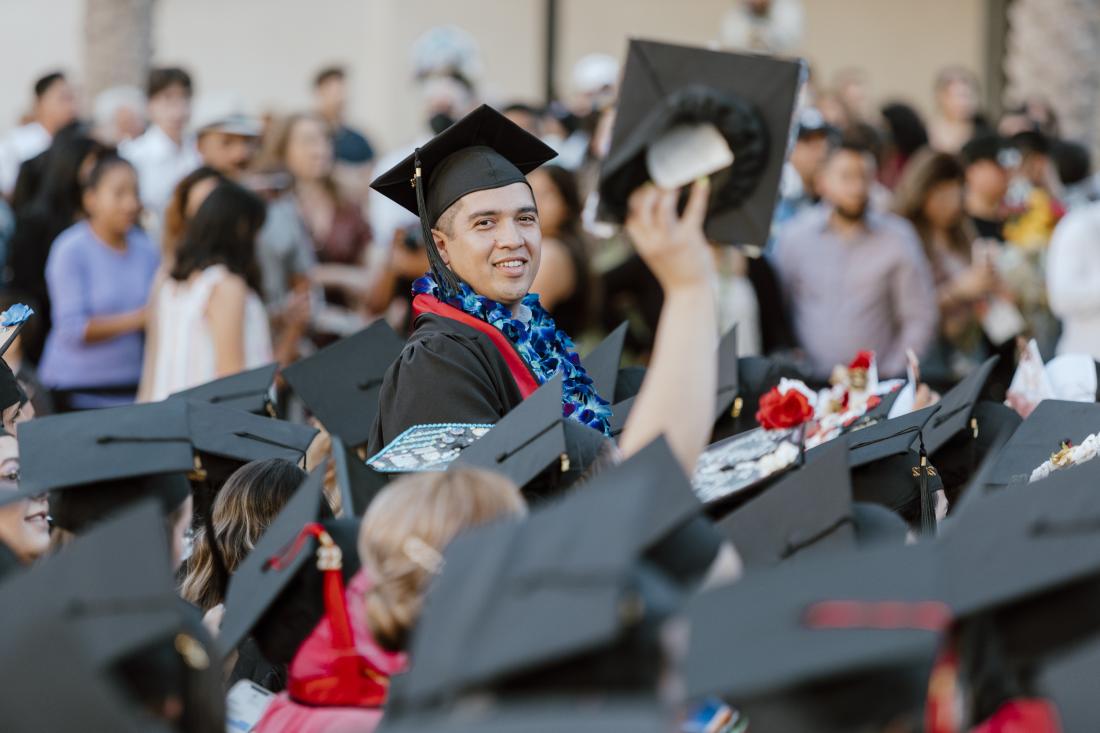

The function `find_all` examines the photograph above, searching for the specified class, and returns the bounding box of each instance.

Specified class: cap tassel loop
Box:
[414,149,462,299]
[268,523,391,708]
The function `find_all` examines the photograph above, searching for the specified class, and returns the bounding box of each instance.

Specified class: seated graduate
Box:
[367,106,612,456]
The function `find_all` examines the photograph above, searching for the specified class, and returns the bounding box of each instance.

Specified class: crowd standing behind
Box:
[1,18,1099,731]
[0,56,1091,411]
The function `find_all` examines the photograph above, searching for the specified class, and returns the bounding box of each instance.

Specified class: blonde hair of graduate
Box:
[358,468,527,652]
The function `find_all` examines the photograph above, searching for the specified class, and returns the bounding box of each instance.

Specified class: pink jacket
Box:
[255,569,407,733]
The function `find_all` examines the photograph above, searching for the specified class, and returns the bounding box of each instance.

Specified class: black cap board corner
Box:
[925,355,999,454]
[282,319,405,448]
[598,39,804,246]
[717,436,855,569]
[170,362,278,416]
[451,374,571,486]
[332,434,389,517]
[714,324,740,421]
[186,399,318,466]
[581,321,628,401]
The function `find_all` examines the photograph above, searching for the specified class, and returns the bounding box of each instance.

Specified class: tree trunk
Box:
[83,0,155,103]
[1004,0,1100,156]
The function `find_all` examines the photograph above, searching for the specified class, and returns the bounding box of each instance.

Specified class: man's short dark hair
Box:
[314,66,346,88]
[34,72,65,99]
[147,67,193,99]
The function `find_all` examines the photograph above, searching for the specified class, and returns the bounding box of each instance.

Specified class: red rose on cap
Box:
[848,350,874,371]
[756,387,813,430]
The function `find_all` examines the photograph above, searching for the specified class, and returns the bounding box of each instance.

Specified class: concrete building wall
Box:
[0,0,985,151]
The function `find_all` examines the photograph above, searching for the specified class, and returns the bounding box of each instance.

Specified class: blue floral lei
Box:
[413,273,612,435]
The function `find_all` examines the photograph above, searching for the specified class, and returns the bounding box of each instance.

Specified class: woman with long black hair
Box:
[139,180,273,401]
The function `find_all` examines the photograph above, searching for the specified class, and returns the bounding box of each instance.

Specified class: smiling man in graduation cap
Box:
[367,105,613,454]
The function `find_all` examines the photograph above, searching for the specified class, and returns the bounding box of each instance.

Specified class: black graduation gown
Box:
[367,313,528,457]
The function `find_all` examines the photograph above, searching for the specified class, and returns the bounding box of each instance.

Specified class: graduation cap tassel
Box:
[917,433,936,537]
[414,148,462,299]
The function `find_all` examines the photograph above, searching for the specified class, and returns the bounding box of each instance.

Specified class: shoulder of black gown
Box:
[367,314,525,455]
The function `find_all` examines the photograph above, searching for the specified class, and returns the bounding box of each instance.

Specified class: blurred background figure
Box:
[312,65,375,207]
[92,85,145,145]
[39,154,157,410]
[120,67,200,228]
[928,66,986,154]
[0,71,78,198]
[720,0,804,54]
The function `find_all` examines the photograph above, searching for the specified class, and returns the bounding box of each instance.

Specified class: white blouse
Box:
[146,265,272,401]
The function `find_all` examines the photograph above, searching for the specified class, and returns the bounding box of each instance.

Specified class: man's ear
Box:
[431,229,451,265]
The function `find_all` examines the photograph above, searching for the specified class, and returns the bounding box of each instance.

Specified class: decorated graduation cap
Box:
[396,438,717,706]
[450,374,610,501]
[332,434,389,518]
[13,400,195,531]
[283,320,405,448]
[984,399,1100,488]
[716,438,856,569]
[599,39,803,246]
[0,303,34,413]
[170,362,278,416]
[684,543,945,732]
[371,104,558,296]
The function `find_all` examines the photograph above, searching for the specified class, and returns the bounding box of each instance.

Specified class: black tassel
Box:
[414,148,461,298]
[917,432,936,536]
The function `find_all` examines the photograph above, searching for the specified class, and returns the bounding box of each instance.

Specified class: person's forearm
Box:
[618,285,718,473]
[83,309,144,343]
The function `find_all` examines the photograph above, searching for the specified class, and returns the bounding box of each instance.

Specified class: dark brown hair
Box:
[892,147,974,260]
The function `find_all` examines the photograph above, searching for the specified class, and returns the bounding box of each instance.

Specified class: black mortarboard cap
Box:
[12,401,195,529]
[684,543,943,731]
[984,399,1100,487]
[0,620,172,733]
[282,320,405,448]
[599,39,803,246]
[217,466,345,658]
[400,438,714,704]
[716,438,855,569]
[371,105,557,295]
[0,358,26,413]
[924,356,999,455]
[187,399,316,467]
[0,500,186,666]
[453,374,609,500]
[170,362,278,416]
[937,461,1100,662]
[332,434,389,517]
[581,321,628,401]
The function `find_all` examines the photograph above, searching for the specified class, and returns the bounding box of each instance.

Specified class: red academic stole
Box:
[412,294,540,399]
